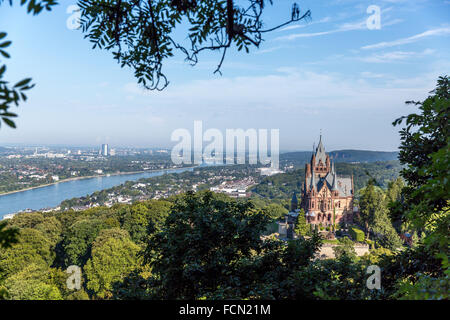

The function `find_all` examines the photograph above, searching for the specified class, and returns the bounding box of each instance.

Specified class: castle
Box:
[292,136,355,226]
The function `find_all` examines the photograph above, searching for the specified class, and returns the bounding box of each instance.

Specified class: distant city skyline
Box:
[0,0,448,151]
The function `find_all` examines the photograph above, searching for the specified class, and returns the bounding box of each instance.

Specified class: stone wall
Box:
[317,243,370,259]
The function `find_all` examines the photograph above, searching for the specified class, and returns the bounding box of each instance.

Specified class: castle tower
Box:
[301,135,354,226]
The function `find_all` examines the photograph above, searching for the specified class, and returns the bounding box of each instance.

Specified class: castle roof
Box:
[310,169,352,197]
[316,173,352,197]
[303,136,353,198]
[314,135,327,166]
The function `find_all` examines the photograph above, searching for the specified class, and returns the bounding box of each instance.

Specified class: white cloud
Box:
[275,20,366,41]
[359,49,435,63]
[362,27,450,50]
[119,68,442,150]
[360,72,386,79]
[123,69,433,117]
[275,16,402,41]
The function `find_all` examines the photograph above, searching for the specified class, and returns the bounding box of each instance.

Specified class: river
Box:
[0,167,194,218]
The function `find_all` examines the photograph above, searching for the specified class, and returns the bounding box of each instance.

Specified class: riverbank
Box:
[0,166,196,197]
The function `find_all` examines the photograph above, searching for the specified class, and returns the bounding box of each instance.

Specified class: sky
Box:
[0,0,449,151]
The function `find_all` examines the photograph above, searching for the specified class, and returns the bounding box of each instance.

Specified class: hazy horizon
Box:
[1,0,448,150]
[0,142,400,153]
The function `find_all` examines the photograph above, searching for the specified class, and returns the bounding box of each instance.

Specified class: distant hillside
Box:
[251,160,402,200]
[280,149,398,167]
[0,146,10,154]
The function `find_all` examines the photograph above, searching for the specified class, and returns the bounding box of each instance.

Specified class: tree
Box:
[78,0,311,90]
[2,263,64,300]
[263,203,288,220]
[294,209,309,237]
[62,218,108,266]
[385,177,405,231]
[382,76,450,299]
[385,177,404,205]
[143,191,275,299]
[0,228,53,278]
[0,221,18,249]
[333,237,356,260]
[358,179,402,250]
[84,228,140,299]
[0,221,18,299]
[358,179,383,237]
[120,200,172,243]
[8,213,62,246]
[393,75,449,231]
[372,211,403,250]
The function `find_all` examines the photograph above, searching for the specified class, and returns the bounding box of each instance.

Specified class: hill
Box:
[280,150,398,167]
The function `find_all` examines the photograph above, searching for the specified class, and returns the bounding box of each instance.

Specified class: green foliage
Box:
[78,0,310,90]
[387,76,449,298]
[0,228,53,278]
[294,209,309,237]
[385,177,405,231]
[84,228,141,299]
[333,237,356,260]
[8,212,62,246]
[0,221,18,249]
[0,220,18,299]
[349,226,365,243]
[62,218,108,266]
[143,191,275,299]
[2,263,64,300]
[395,254,449,300]
[360,247,393,265]
[310,256,374,300]
[377,242,445,299]
[1,0,58,15]
[263,203,288,220]
[393,75,449,231]
[120,200,172,243]
[358,179,402,249]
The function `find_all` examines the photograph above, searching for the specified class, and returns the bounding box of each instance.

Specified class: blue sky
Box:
[0,0,449,151]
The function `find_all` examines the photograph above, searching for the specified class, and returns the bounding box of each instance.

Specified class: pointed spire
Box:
[310,166,316,191]
[291,192,298,203]
[332,167,338,192]
[314,134,326,166]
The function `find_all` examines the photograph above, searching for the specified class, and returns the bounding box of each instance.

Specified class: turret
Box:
[332,170,338,191]
[306,163,311,177]
[310,166,316,193]
[291,192,298,211]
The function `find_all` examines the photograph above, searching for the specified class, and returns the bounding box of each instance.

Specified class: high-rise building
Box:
[101,144,109,156]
